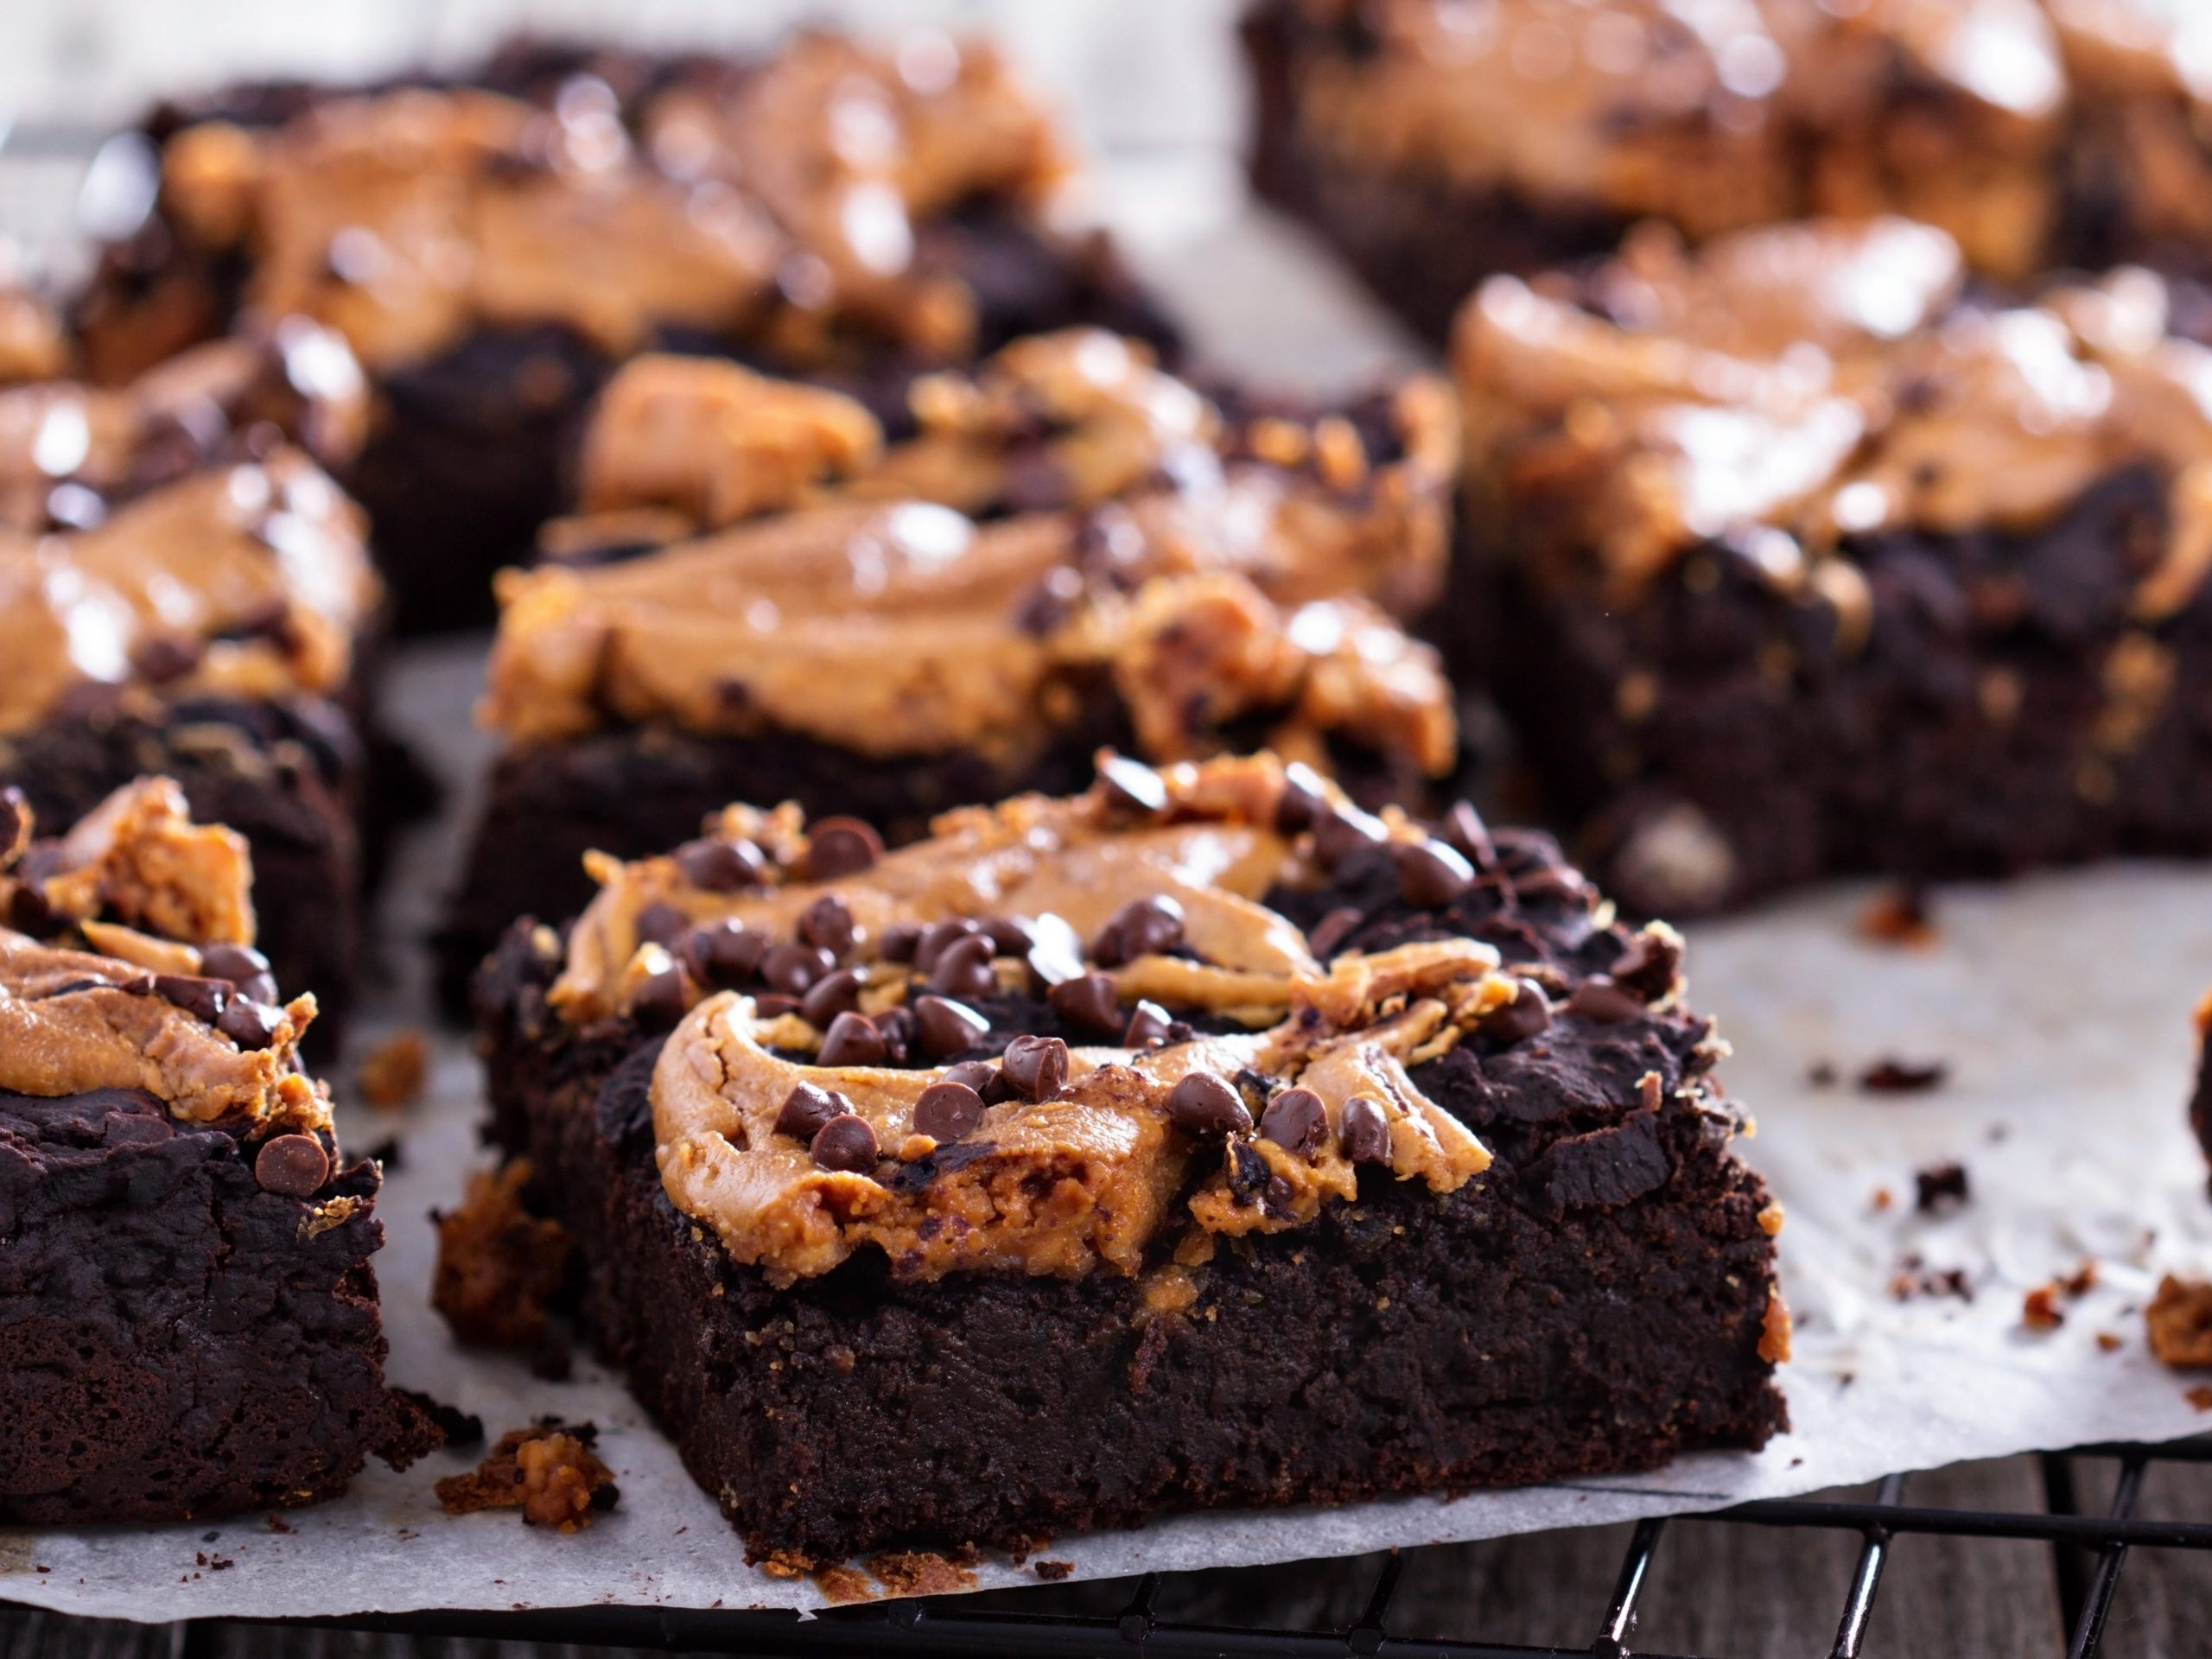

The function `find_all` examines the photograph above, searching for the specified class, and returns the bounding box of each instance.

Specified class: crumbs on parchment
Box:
[435,1420,617,1534]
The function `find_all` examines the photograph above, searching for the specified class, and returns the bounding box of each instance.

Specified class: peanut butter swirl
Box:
[1455,216,2212,620]
[0,779,329,1133]
[486,332,1459,776]
[148,33,1072,374]
[546,752,1514,1285]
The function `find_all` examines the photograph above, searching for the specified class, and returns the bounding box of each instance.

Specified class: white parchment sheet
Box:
[7,188,2212,1621]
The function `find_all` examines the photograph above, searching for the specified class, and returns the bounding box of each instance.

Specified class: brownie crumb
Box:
[358,1028,429,1109]
[1914,1162,1969,1213]
[1871,1186,1895,1213]
[2190,1386,2212,1413]
[2096,1332,2125,1353]
[2147,1274,2212,1368]
[814,1565,878,1603]
[1807,1059,1838,1089]
[1859,887,1936,949]
[365,1135,405,1171]
[868,1551,978,1598]
[266,1514,295,1535]
[397,1388,486,1451]
[432,1160,573,1349]
[1857,1057,1948,1094]
[1890,1255,1973,1302]
[1033,1560,1075,1581]
[435,1422,615,1533]
[2024,1285,2066,1331]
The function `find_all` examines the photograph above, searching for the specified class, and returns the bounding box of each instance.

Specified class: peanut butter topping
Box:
[1455,216,2212,614]
[486,333,1458,775]
[149,33,1072,374]
[2046,1,2212,248]
[543,753,1509,1285]
[0,779,328,1133]
[0,280,67,385]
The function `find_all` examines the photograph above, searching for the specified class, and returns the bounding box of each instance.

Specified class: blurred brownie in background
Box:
[73,33,1179,631]
[1453,214,2212,916]
[435,328,1461,1002]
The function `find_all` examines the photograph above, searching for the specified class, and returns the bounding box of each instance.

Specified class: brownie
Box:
[73,32,1179,632]
[2192,992,2212,1184]
[0,778,432,1522]
[0,308,387,1032]
[1452,215,2212,915]
[435,333,1464,1005]
[464,751,1788,1567]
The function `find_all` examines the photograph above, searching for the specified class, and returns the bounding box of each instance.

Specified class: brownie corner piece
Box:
[0,779,429,1523]
[472,751,1786,1566]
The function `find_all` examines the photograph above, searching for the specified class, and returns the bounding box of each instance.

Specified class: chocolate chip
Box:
[879,922,922,963]
[1306,906,1363,960]
[1274,764,1325,835]
[7,883,53,935]
[1090,895,1184,967]
[1312,804,1388,869]
[805,817,882,880]
[1098,754,1168,819]
[1227,1138,1269,1198]
[1048,972,1123,1037]
[810,1114,879,1173]
[929,934,997,1001]
[817,1010,887,1068]
[798,894,856,957]
[1339,1096,1391,1165]
[774,1082,849,1141]
[940,1058,998,1094]
[1166,1071,1251,1136]
[199,943,270,983]
[218,997,283,1051]
[1564,976,1642,1025]
[873,1005,915,1064]
[1002,443,1071,513]
[984,915,1037,955]
[628,965,691,1031]
[753,993,801,1019]
[253,1133,329,1198]
[681,920,768,987]
[674,836,764,893]
[912,995,989,1060]
[914,918,984,971]
[761,942,836,995]
[1000,1034,1071,1103]
[131,632,204,684]
[1258,1087,1327,1158]
[1440,801,1497,871]
[1478,978,1552,1045]
[1392,838,1474,907]
[0,785,27,862]
[980,1068,1025,1106]
[1122,1001,1173,1048]
[634,902,688,947]
[1014,563,1084,636]
[799,967,863,1028]
[912,1081,985,1144]
[153,973,230,1023]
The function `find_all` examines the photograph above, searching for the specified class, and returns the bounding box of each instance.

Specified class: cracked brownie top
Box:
[0,777,330,1133]
[481,330,1459,774]
[524,751,1712,1287]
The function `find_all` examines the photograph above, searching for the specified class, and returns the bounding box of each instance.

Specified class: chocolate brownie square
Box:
[466,750,1787,1566]
[0,779,431,1522]
[1243,0,2069,344]
[73,32,1179,632]
[1452,214,2212,915]
[435,330,1463,1004]
[0,303,385,1032]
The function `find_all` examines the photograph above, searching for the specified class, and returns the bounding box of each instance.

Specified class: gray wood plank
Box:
[2077,1452,2212,1659]
[0,1609,177,1659]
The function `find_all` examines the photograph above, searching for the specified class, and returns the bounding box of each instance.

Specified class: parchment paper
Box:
[6,182,2212,1623]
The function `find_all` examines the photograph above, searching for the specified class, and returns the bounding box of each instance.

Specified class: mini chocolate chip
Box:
[817,1009,887,1067]
[798,894,856,957]
[1001,444,1071,513]
[634,902,688,946]
[799,968,863,1029]
[1001,1034,1071,1102]
[761,942,836,995]
[1014,563,1084,636]
[254,1134,329,1198]
[912,1080,985,1143]
[7,885,52,934]
[153,973,230,1023]
[1306,906,1364,960]
[131,632,204,684]
[806,817,883,880]
[874,1005,916,1065]
[1122,1001,1173,1048]
[1048,972,1122,1037]
[981,1069,1025,1106]
[940,1058,998,1094]
[879,922,922,963]
[774,1082,849,1141]
[1263,1173,1296,1216]
[1340,1096,1391,1164]
[682,920,768,986]
[914,918,983,972]
[0,785,26,861]
[1098,754,1168,818]
[218,997,283,1051]
[1090,895,1184,967]
[1227,1138,1269,1198]
[1440,801,1497,871]
[929,934,997,1001]
[753,993,801,1019]
[1274,763,1325,835]
[628,965,691,1030]
[1258,1087,1327,1158]
[912,995,990,1059]
[810,1114,879,1173]
[1478,978,1553,1045]
[984,915,1037,955]
[1312,805,1387,869]
[1392,837,1475,907]
[200,943,274,992]
[675,836,764,893]
[1166,1071,1251,1136]
[1565,976,1642,1025]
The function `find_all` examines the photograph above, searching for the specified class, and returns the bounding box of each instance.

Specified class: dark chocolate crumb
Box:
[1858,1057,1948,1094]
[1914,1161,1969,1212]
